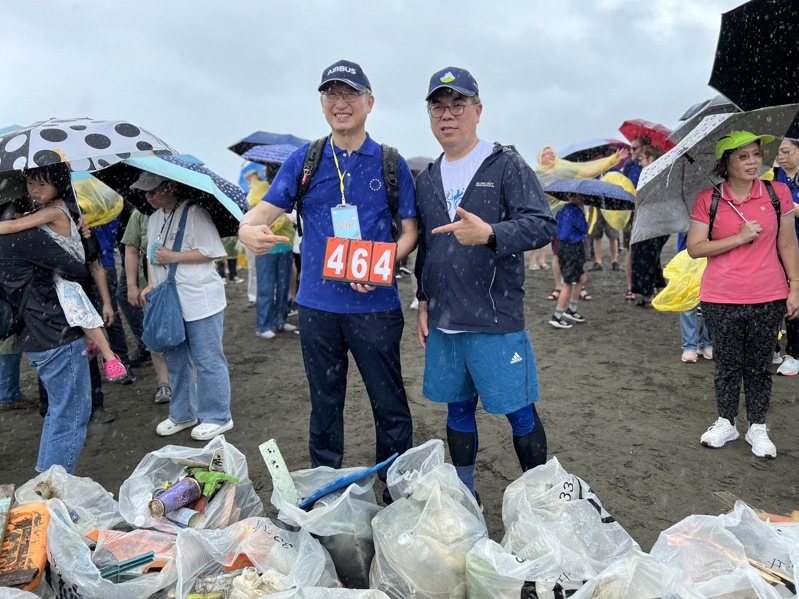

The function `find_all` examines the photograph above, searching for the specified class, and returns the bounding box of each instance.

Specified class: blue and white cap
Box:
[426,67,479,101]
[318,60,372,92]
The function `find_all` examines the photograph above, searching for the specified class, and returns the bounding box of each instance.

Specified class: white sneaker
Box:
[700,346,714,360]
[772,351,783,365]
[156,418,198,437]
[278,323,297,332]
[256,330,276,340]
[776,355,799,376]
[681,349,698,363]
[191,420,234,441]
[409,297,419,310]
[745,423,776,458]
[700,417,739,448]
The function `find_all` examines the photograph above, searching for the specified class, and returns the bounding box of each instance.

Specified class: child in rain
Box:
[549,193,588,329]
[0,163,128,380]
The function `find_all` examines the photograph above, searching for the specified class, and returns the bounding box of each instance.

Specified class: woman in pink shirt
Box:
[687,131,799,459]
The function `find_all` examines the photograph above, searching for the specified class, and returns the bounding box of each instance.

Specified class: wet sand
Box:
[3,242,797,551]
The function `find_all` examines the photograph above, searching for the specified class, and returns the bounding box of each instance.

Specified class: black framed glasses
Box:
[428,101,475,118]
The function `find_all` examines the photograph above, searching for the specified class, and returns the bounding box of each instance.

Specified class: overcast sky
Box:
[3,0,743,183]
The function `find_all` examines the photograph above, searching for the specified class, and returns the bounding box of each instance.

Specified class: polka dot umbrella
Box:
[94,155,248,237]
[0,117,176,174]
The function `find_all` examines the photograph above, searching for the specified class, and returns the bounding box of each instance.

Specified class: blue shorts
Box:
[423,328,540,414]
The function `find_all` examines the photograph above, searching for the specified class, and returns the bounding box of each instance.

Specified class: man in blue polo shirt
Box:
[239,60,417,490]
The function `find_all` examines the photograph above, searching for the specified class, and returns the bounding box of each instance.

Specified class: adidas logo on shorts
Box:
[510,352,523,365]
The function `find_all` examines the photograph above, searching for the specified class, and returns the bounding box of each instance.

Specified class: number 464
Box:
[323,238,397,287]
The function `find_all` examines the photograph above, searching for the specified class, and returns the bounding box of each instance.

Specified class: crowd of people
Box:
[2,59,797,500]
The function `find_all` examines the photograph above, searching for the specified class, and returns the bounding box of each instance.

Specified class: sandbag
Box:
[272,466,382,588]
[174,517,340,599]
[118,435,263,534]
[370,440,487,599]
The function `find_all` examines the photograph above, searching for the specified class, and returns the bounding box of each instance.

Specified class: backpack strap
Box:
[763,180,782,238]
[295,137,327,237]
[707,187,721,241]
[381,144,401,240]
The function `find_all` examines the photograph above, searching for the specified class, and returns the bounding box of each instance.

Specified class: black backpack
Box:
[294,136,401,240]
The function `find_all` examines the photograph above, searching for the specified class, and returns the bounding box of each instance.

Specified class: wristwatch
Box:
[486,228,497,250]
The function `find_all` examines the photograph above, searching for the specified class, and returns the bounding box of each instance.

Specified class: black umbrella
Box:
[708,0,799,111]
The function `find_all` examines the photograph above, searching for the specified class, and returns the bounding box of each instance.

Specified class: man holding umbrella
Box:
[413,67,555,497]
[238,60,417,497]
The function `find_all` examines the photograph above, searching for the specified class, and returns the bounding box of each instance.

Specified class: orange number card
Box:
[369,242,397,286]
[322,237,350,280]
[347,240,373,283]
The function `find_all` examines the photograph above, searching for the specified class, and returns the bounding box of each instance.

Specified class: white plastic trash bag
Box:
[119,435,263,533]
[501,458,639,584]
[46,499,177,599]
[15,465,121,533]
[174,517,340,599]
[370,440,487,599]
[465,538,584,598]
[695,565,787,599]
[569,550,704,598]
[651,502,795,595]
[266,590,391,599]
[272,466,382,588]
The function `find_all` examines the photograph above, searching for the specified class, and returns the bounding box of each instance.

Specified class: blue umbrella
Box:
[242,143,299,166]
[94,155,247,237]
[228,131,310,157]
[544,179,636,210]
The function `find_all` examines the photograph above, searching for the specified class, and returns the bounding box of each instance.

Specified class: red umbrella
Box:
[619,119,675,151]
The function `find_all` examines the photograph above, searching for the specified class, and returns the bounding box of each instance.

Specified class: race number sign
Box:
[322,237,397,287]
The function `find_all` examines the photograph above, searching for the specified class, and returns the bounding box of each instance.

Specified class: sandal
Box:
[624,289,635,301]
[579,289,593,301]
[547,289,561,301]
[103,354,128,382]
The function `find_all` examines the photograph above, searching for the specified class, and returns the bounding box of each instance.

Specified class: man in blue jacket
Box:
[414,67,556,497]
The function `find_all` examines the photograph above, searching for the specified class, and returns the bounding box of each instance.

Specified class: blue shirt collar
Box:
[325,133,378,157]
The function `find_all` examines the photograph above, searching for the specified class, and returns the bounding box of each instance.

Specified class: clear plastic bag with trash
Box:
[45,498,178,599]
[266,590,391,598]
[650,501,795,597]
[568,550,704,598]
[369,440,487,599]
[15,465,122,534]
[118,435,263,534]
[500,457,639,589]
[271,465,383,589]
[174,517,340,599]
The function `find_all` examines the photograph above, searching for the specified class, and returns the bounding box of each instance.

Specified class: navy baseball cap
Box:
[318,60,372,92]
[426,67,479,101]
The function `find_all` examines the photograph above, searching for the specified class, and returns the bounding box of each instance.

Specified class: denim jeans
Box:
[0,352,23,404]
[27,337,91,473]
[680,308,711,351]
[163,310,231,425]
[256,251,293,333]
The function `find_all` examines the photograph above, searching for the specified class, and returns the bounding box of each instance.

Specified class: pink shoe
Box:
[103,354,128,381]
[681,350,698,363]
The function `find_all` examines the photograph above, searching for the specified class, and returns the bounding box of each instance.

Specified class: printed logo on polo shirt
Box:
[475,181,495,188]
[440,72,456,83]
[329,66,357,75]
[369,178,383,192]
